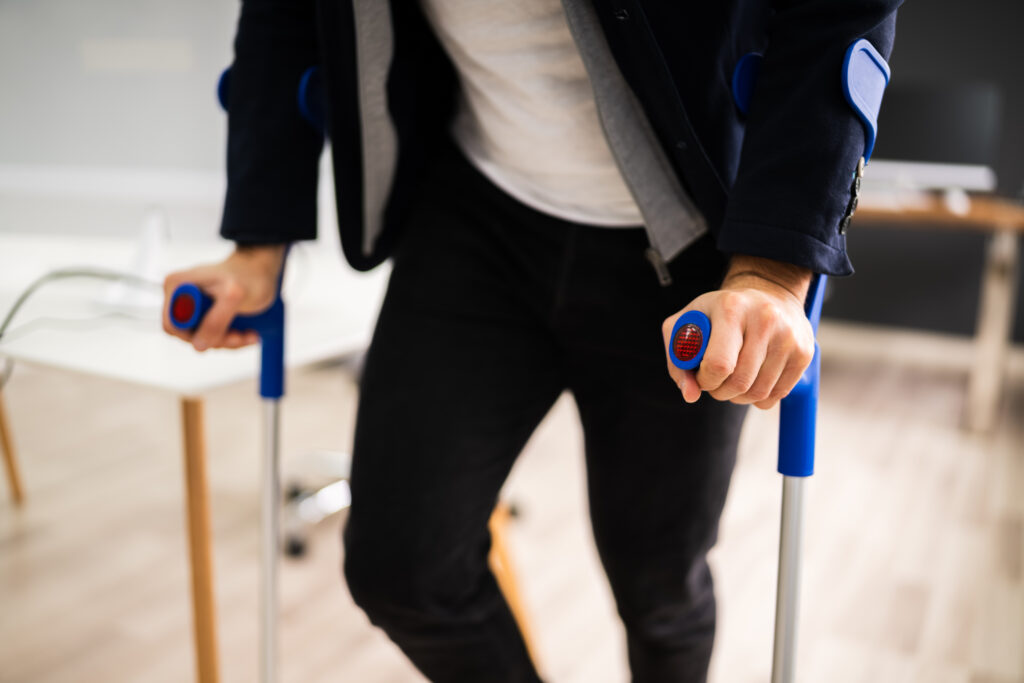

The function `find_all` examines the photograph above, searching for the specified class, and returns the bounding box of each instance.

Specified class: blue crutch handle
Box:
[669,275,827,477]
[168,283,285,399]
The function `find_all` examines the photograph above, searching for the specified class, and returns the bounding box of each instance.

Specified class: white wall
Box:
[0,0,244,241]
[0,0,237,169]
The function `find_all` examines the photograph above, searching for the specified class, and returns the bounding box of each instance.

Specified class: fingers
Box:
[220,331,261,349]
[711,302,782,403]
[754,344,815,410]
[191,279,245,351]
[736,341,787,403]
[695,294,744,393]
[706,318,770,402]
[678,369,701,403]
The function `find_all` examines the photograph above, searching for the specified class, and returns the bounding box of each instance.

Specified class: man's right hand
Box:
[162,245,287,351]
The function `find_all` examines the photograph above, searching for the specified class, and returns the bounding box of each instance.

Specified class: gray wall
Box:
[0,0,240,242]
[825,0,1024,341]
[0,0,237,170]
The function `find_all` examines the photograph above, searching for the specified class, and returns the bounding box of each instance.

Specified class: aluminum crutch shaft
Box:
[261,399,281,683]
[771,475,805,683]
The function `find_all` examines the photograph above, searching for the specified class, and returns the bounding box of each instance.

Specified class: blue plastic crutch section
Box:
[841,39,891,163]
[205,67,306,400]
[216,65,326,136]
[216,67,231,112]
[776,274,827,477]
[731,42,890,162]
[669,275,828,477]
[168,284,286,400]
[296,66,326,135]
[731,52,763,116]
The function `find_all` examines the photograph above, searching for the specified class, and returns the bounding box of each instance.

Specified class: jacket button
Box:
[613,8,630,20]
[675,140,688,151]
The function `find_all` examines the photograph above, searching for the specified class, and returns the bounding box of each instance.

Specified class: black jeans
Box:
[343,147,747,683]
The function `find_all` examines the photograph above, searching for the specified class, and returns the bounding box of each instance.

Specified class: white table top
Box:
[0,232,389,396]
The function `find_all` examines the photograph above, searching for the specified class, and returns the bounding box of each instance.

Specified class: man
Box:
[163,1,899,680]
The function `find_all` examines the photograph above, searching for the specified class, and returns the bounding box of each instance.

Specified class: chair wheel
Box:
[284,535,307,558]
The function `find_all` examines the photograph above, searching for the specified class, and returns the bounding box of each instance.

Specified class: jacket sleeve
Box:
[219,0,323,245]
[717,0,901,276]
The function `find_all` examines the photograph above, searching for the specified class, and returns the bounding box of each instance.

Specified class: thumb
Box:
[679,369,702,403]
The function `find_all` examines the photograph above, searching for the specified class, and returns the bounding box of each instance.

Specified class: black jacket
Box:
[220,0,900,276]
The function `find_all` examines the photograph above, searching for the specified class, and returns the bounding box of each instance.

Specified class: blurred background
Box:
[0,1,1021,682]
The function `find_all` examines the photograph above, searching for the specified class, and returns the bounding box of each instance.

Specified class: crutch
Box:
[169,280,286,683]
[163,62,318,683]
[669,272,827,683]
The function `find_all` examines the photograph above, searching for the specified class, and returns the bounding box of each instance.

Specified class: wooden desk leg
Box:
[966,229,1019,432]
[489,503,541,673]
[182,397,220,683]
[0,388,25,506]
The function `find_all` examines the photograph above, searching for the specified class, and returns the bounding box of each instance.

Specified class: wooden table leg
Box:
[182,397,220,683]
[966,229,1019,432]
[0,387,25,506]
[489,502,541,673]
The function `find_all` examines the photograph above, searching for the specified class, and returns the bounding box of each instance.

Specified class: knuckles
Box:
[746,386,772,402]
[725,369,757,393]
[702,356,735,381]
[757,303,780,329]
[222,279,244,303]
[796,339,816,364]
[717,292,746,321]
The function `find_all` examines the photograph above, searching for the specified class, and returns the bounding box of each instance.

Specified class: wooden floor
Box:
[0,324,1021,683]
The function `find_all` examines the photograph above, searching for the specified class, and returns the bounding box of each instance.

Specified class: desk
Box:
[854,194,1024,431]
[0,232,389,682]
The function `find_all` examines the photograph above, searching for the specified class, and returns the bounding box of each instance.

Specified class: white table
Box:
[0,232,389,682]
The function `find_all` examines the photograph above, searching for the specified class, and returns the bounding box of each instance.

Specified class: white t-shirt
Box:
[419,0,644,227]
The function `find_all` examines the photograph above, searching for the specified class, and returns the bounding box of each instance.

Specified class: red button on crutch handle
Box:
[673,323,703,362]
[171,292,196,326]
[669,310,711,371]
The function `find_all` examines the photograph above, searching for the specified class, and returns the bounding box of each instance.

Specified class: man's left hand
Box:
[661,254,816,410]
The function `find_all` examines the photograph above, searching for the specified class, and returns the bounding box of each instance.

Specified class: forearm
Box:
[221,0,322,245]
[717,2,899,277]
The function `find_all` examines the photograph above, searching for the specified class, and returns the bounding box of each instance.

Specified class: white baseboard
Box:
[818,320,1024,381]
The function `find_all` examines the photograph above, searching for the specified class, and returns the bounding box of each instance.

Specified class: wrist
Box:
[722,254,812,304]
[232,244,287,277]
